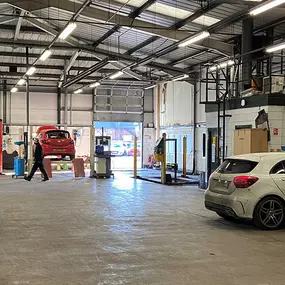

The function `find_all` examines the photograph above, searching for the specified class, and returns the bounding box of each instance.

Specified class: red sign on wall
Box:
[274,128,279,136]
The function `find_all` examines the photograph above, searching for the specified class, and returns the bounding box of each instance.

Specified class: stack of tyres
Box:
[14,158,25,177]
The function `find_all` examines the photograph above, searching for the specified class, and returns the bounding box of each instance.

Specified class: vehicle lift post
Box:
[182,136,187,178]
[133,136,137,178]
[89,126,95,177]
[161,133,167,184]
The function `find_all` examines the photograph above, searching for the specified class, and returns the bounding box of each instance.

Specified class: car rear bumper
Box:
[204,189,257,219]
[42,145,75,156]
[205,201,237,217]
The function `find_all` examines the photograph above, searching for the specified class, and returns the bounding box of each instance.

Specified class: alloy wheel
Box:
[259,199,284,229]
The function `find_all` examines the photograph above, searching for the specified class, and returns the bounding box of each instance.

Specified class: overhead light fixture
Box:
[108,59,117,63]
[144,84,157,90]
[59,22,77,40]
[110,71,124,79]
[39,50,52,61]
[172,74,189,82]
[26,67,36,76]
[90,82,100,88]
[17,79,26,85]
[249,0,285,16]
[209,60,235,71]
[11,87,18,93]
[74,89,83,94]
[178,31,210,48]
[266,42,285,53]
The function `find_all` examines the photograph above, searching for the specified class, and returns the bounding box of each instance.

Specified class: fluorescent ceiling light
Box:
[74,89,83,94]
[144,84,156,90]
[178,31,210,48]
[266,42,285,53]
[11,87,18,93]
[209,60,235,71]
[172,74,189,82]
[90,82,100,88]
[114,0,146,8]
[249,0,285,16]
[59,22,77,40]
[26,67,36,76]
[108,59,117,63]
[39,50,52,61]
[17,79,26,85]
[110,71,124,79]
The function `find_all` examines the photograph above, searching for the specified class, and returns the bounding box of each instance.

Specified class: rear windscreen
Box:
[218,159,258,174]
[46,131,70,139]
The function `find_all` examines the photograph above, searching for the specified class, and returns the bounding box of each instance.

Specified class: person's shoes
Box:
[42,178,49,182]
[24,176,31,182]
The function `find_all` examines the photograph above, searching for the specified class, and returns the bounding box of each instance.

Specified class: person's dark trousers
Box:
[27,161,49,180]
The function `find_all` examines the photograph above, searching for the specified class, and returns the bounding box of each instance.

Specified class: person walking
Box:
[25,138,49,182]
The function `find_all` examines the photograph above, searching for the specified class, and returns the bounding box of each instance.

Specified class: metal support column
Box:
[281,50,284,74]
[216,70,220,164]
[134,136,137,178]
[26,47,30,126]
[161,133,167,185]
[182,136,187,177]
[28,125,33,173]
[156,85,161,141]
[57,87,61,125]
[242,17,253,90]
[89,126,95,177]
[0,119,3,174]
[3,80,7,124]
[64,59,68,130]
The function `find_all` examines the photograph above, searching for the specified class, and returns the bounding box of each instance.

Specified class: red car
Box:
[128,147,141,156]
[37,126,75,160]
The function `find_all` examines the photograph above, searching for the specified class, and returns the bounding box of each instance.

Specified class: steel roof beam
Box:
[92,0,156,48]
[10,0,232,54]
[22,14,144,81]
[0,61,119,72]
[0,37,185,77]
[0,71,147,81]
[0,51,99,61]
[0,15,15,24]
[125,1,220,55]
[14,10,25,40]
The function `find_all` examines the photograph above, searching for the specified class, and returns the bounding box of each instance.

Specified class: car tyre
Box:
[70,155,75,161]
[217,212,237,222]
[253,196,285,230]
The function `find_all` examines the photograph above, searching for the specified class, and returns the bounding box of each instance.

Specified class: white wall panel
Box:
[160,82,194,127]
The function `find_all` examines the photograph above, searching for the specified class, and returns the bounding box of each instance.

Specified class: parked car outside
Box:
[37,126,75,160]
[127,143,141,156]
[111,142,128,156]
[205,153,285,230]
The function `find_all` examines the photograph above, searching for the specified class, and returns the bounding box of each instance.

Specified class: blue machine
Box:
[14,158,25,177]
[13,141,25,178]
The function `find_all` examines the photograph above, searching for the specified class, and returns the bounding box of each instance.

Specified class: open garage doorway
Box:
[94,122,142,170]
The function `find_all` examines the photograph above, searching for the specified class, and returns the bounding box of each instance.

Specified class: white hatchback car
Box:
[205,153,285,230]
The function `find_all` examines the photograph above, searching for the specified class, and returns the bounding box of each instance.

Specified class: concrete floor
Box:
[0,173,285,285]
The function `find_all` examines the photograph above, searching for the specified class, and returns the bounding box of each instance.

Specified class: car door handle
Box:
[281,179,285,182]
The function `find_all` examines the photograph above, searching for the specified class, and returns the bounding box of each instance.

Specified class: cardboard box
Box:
[234,128,268,155]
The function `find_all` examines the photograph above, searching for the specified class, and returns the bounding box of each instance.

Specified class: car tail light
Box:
[69,140,74,145]
[233,176,259,188]
[42,140,49,145]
